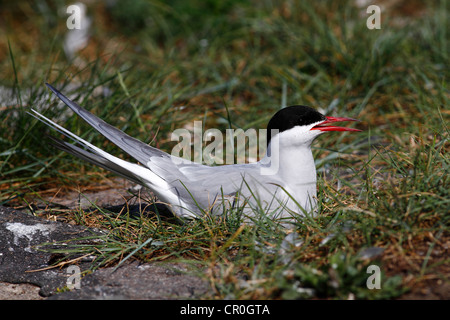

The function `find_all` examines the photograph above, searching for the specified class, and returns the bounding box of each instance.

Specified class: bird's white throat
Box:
[263,142,316,185]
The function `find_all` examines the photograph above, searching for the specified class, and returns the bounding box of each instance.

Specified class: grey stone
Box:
[0,206,101,297]
[0,206,210,299]
[48,261,209,300]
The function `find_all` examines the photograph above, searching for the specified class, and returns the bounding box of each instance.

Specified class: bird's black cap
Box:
[266,105,325,145]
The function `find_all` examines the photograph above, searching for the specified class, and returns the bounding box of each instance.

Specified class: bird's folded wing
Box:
[45,83,173,167]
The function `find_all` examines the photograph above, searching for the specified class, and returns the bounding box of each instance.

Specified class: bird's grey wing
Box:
[45,84,227,210]
[146,156,224,207]
[176,163,285,214]
[176,163,267,199]
[45,83,171,166]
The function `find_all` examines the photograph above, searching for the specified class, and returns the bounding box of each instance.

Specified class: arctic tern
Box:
[30,83,361,223]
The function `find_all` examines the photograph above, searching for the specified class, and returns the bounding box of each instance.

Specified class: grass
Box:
[0,0,448,299]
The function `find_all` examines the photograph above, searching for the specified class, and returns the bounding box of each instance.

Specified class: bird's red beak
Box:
[311,116,362,132]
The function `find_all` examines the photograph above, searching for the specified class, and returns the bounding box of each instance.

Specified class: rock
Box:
[0,282,43,300]
[0,206,210,299]
[0,206,101,297]
[48,261,210,300]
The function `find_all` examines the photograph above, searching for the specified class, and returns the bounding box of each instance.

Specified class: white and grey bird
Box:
[31,83,361,223]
